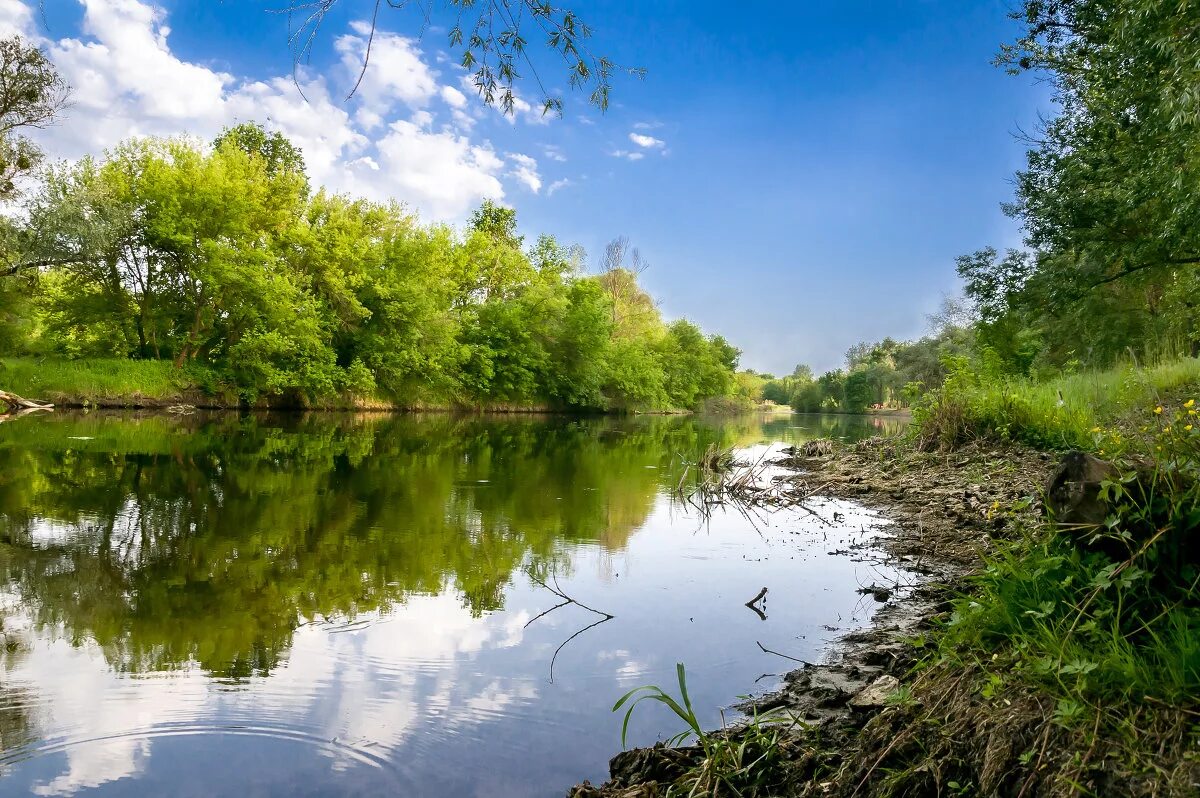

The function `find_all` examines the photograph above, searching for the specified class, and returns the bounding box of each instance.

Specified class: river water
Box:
[0,411,906,797]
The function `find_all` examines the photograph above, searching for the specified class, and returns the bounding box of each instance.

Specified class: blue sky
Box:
[3,0,1047,374]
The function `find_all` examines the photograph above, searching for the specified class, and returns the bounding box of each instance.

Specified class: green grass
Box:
[914,356,1200,450]
[0,357,200,402]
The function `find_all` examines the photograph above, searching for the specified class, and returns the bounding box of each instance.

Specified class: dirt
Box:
[567,436,1060,798]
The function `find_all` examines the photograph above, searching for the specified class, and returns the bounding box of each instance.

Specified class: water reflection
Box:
[0,411,904,797]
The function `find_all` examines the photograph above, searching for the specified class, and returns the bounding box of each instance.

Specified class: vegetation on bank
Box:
[0,38,740,413]
[0,357,204,405]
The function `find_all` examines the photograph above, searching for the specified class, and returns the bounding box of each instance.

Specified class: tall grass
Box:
[0,357,199,402]
[914,355,1200,450]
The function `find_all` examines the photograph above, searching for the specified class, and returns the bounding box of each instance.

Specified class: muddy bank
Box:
[568,436,1056,798]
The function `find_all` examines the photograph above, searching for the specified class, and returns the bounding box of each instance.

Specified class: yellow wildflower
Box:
[1185,399,1196,409]
[1090,426,1101,433]
[1154,406,1163,415]
[1187,425,1194,432]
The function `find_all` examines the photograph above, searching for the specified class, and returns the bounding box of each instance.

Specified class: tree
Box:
[287,0,643,115]
[0,35,70,288]
[469,199,523,248]
[214,122,308,189]
[992,0,1200,360]
[0,36,68,203]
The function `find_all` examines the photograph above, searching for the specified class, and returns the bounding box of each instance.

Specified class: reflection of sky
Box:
[0,429,906,797]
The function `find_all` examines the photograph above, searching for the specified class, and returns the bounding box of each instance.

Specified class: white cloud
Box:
[0,0,35,37]
[610,149,645,161]
[372,120,505,216]
[632,121,661,130]
[542,144,567,162]
[11,0,531,221]
[507,152,541,193]
[546,178,572,196]
[335,25,438,111]
[440,85,467,108]
[629,132,665,149]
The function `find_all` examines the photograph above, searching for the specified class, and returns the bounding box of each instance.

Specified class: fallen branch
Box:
[0,405,52,423]
[756,640,811,666]
[0,389,54,413]
[745,586,769,620]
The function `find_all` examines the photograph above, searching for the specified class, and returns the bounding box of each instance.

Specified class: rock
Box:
[608,744,695,788]
[802,439,836,457]
[1044,451,1120,530]
[849,675,900,709]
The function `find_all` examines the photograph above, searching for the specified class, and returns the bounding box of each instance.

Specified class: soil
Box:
[567,436,1061,798]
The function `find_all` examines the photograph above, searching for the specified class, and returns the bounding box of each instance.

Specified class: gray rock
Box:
[849,675,900,709]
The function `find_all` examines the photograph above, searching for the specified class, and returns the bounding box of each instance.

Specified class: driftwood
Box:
[0,389,54,414]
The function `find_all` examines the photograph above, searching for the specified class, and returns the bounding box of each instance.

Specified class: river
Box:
[0,410,906,797]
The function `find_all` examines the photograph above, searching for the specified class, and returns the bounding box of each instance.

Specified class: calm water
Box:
[0,411,906,797]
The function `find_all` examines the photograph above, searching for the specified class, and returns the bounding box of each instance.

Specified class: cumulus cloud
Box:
[6,0,543,220]
[506,152,541,193]
[371,120,505,216]
[629,132,665,149]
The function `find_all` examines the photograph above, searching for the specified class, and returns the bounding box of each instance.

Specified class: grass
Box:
[911,362,1200,793]
[0,357,201,403]
[914,355,1200,450]
[613,663,793,797]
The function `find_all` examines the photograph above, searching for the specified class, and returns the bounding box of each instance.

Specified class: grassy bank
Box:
[0,357,206,406]
[0,357,703,413]
[915,356,1200,450]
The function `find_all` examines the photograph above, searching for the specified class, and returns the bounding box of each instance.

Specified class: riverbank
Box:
[0,358,702,414]
[568,365,1200,797]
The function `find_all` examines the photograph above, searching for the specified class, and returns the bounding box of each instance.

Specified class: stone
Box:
[849,675,900,709]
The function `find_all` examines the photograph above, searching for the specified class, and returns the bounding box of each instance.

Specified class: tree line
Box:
[0,36,739,410]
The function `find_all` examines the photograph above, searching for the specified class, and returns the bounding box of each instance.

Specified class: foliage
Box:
[943,0,1200,374]
[287,0,644,116]
[0,36,68,205]
[1,130,739,410]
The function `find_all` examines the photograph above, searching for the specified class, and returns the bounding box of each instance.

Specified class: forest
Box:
[0,37,738,412]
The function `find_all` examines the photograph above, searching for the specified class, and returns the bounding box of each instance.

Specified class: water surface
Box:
[0,411,904,797]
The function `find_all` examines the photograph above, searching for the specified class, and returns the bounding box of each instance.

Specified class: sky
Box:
[0,0,1048,374]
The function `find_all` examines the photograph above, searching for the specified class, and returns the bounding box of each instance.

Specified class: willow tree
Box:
[285,0,642,114]
[981,0,1200,363]
[0,35,68,408]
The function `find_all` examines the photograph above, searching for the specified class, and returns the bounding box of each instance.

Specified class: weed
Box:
[613,663,792,797]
